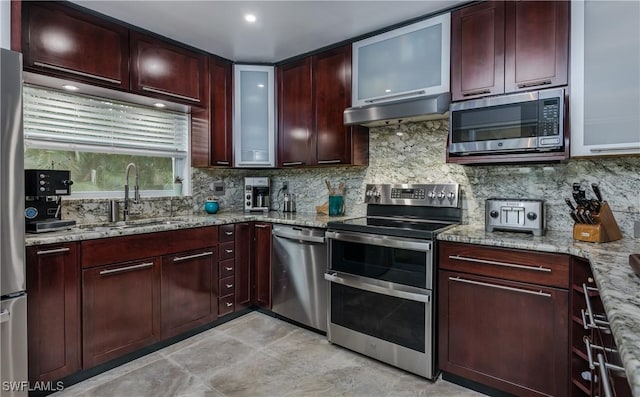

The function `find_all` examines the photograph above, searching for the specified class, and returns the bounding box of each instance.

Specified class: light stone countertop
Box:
[438,225,640,396]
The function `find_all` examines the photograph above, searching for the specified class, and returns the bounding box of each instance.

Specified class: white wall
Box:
[0,0,10,49]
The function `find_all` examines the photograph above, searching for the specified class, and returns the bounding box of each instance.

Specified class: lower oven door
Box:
[324,270,435,379]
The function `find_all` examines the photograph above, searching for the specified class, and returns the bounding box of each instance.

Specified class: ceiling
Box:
[70,0,467,63]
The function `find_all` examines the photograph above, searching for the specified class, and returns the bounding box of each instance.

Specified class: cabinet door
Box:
[505,1,569,93]
[233,65,276,167]
[277,58,313,167]
[314,45,356,165]
[82,258,160,368]
[254,223,272,308]
[22,2,129,90]
[130,31,207,105]
[451,1,505,101]
[235,222,253,308]
[210,57,233,167]
[439,270,568,397]
[160,248,217,339]
[26,244,80,382]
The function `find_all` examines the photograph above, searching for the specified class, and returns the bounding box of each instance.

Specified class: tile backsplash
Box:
[64,119,640,237]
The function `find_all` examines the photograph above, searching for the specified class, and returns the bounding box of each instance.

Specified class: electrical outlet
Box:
[211,181,225,196]
[282,181,289,192]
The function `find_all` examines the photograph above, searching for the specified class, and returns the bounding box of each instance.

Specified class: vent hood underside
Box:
[343,92,451,127]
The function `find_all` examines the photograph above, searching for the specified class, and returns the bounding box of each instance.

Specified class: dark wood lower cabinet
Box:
[254,222,272,308]
[160,248,217,339]
[82,258,161,368]
[26,243,81,382]
[235,222,253,308]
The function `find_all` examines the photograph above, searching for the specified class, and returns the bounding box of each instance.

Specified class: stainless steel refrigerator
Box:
[0,48,28,397]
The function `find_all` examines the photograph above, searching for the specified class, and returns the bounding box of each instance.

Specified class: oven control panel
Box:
[365,184,460,208]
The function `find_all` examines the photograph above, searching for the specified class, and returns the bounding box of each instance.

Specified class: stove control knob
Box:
[366,190,373,197]
[373,191,381,197]
[527,212,538,221]
[447,192,456,200]
[490,210,499,218]
[437,192,446,200]
[428,191,436,199]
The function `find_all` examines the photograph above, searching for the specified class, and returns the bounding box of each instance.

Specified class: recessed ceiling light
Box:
[385,89,392,93]
[244,14,257,23]
[154,102,166,108]
[257,84,265,88]
[62,84,79,91]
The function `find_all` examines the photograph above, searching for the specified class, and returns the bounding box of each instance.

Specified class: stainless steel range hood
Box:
[344,92,451,127]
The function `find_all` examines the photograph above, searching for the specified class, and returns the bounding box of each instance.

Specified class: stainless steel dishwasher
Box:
[271,224,328,332]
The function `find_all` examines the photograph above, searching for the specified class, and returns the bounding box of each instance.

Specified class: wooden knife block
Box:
[573,202,622,243]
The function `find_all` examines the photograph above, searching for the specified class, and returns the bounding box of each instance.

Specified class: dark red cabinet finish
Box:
[235,222,253,309]
[439,242,569,397]
[26,243,81,382]
[277,44,368,167]
[210,57,234,167]
[82,258,161,368]
[21,1,129,90]
[451,0,569,101]
[161,248,217,339]
[130,31,207,105]
[254,223,272,308]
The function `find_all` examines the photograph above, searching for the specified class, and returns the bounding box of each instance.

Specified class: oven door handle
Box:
[325,231,432,252]
[324,272,431,303]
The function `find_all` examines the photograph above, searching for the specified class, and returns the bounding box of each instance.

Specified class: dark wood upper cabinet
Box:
[21,1,129,90]
[26,243,81,382]
[130,31,207,105]
[277,57,314,166]
[254,222,272,309]
[210,57,234,167]
[277,44,368,167]
[451,0,569,101]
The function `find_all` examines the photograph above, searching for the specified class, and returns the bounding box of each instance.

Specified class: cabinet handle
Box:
[317,160,342,164]
[99,262,153,276]
[255,224,269,229]
[364,89,426,104]
[598,354,614,397]
[449,276,551,297]
[582,283,610,329]
[0,310,9,324]
[36,247,70,255]
[141,86,200,103]
[225,266,233,271]
[173,251,214,262]
[448,255,551,273]
[590,146,640,153]
[462,89,490,97]
[282,161,304,166]
[225,231,234,236]
[226,302,233,307]
[517,79,552,89]
[216,161,230,165]
[33,61,122,84]
[225,249,233,254]
[225,284,233,289]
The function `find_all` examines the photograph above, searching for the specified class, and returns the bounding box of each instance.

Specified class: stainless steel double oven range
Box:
[325,183,461,379]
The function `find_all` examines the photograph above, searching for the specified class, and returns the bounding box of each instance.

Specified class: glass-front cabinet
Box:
[233,65,275,167]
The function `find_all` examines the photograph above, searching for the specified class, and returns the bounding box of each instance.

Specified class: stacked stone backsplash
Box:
[64,119,640,237]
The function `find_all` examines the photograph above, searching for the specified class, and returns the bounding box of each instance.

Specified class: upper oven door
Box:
[326,230,432,289]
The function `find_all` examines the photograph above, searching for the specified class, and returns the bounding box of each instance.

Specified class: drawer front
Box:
[219,224,235,242]
[439,241,569,289]
[218,295,235,316]
[219,259,235,279]
[219,275,235,297]
[219,241,235,261]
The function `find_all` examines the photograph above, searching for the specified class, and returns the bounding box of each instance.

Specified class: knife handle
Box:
[592,183,604,202]
[565,198,576,211]
[573,182,581,192]
[569,210,580,224]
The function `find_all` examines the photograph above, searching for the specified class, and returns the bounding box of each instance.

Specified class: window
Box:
[23,85,190,197]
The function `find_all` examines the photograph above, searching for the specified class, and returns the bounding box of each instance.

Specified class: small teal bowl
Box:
[204,200,219,214]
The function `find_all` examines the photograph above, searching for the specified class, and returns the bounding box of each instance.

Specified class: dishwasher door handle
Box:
[272,229,325,244]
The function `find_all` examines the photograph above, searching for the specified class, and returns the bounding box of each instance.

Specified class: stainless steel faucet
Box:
[123,163,140,221]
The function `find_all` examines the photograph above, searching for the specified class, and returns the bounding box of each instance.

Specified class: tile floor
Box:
[52,312,482,397]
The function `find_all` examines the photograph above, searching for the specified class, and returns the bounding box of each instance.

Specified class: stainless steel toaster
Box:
[485,198,545,236]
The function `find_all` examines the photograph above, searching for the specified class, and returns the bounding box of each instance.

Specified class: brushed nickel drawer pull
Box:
[100,262,153,276]
[517,79,552,89]
[448,255,552,273]
[225,249,233,254]
[225,284,233,289]
[462,89,490,97]
[226,302,233,307]
[449,276,551,297]
[225,266,233,271]
[255,224,269,229]
[282,161,304,166]
[141,86,200,102]
[37,247,70,255]
[173,251,214,262]
[225,231,233,236]
[216,161,230,165]
[34,61,122,84]
[317,160,341,164]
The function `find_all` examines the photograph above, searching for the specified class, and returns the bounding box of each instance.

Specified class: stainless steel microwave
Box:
[448,88,565,156]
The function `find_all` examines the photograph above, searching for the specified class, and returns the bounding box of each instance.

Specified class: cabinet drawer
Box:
[219,276,235,297]
[219,259,235,279]
[218,295,235,316]
[219,241,235,261]
[219,224,235,242]
[439,242,569,289]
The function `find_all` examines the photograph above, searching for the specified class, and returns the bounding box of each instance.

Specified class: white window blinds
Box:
[23,85,189,157]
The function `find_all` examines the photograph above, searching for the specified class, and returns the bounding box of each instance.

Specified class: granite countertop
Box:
[438,225,640,396]
[24,211,356,246]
